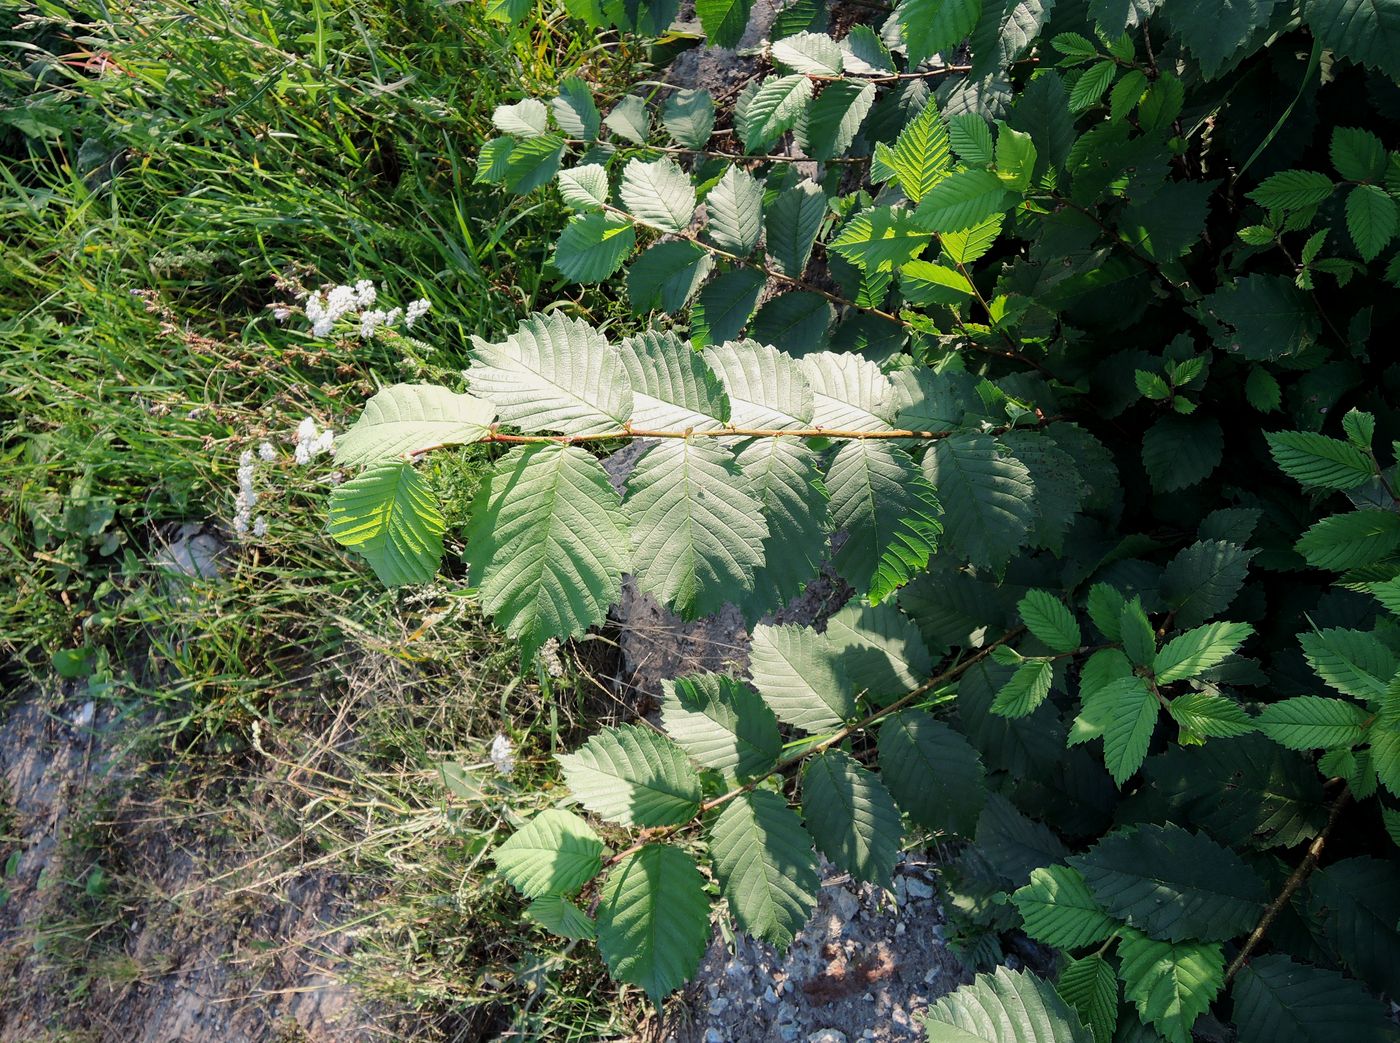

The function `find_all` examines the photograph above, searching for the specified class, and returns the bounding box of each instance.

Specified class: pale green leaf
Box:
[765,179,826,276]
[493,98,549,137]
[949,113,994,165]
[1011,865,1118,950]
[703,339,815,429]
[708,789,820,950]
[797,78,876,161]
[741,75,813,152]
[1117,930,1224,1043]
[556,163,610,212]
[1258,696,1371,750]
[748,622,855,731]
[823,600,933,699]
[327,461,443,587]
[604,95,650,143]
[553,77,601,141]
[913,168,1015,232]
[553,213,637,283]
[526,895,596,940]
[884,101,952,203]
[336,384,495,468]
[706,165,764,255]
[659,674,780,778]
[800,350,894,431]
[899,260,975,305]
[494,809,603,897]
[618,329,730,430]
[991,659,1054,717]
[619,157,696,233]
[596,844,709,1003]
[558,725,701,827]
[771,31,843,75]
[662,88,716,149]
[1154,621,1254,683]
[924,967,1094,1043]
[829,206,934,273]
[1019,589,1082,653]
[1301,627,1398,698]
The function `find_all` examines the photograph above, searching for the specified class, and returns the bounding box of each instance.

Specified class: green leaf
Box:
[499,134,567,193]
[624,438,768,620]
[941,213,1005,263]
[327,461,444,587]
[619,158,696,233]
[969,0,1053,79]
[992,659,1054,718]
[707,789,820,950]
[1019,590,1082,654]
[662,88,715,149]
[1167,693,1256,739]
[1302,628,1397,698]
[741,75,813,152]
[1245,367,1282,411]
[604,95,650,144]
[994,123,1038,190]
[1232,953,1396,1043]
[878,710,986,835]
[1296,510,1400,570]
[493,98,549,138]
[802,749,903,884]
[702,339,814,429]
[765,179,826,276]
[749,622,855,731]
[771,30,843,75]
[1257,696,1371,750]
[1068,60,1116,112]
[659,674,780,779]
[923,434,1036,571]
[900,260,975,305]
[553,213,637,283]
[1153,622,1253,684]
[824,600,932,699]
[1345,184,1397,261]
[694,268,766,345]
[924,967,1094,1043]
[1374,727,1400,796]
[1070,824,1267,942]
[696,0,753,47]
[464,444,628,659]
[1250,171,1335,212]
[1307,857,1400,999]
[1056,956,1117,1043]
[1168,0,1267,78]
[826,440,941,601]
[557,164,610,212]
[798,78,876,161]
[627,241,713,313]
[1266,430,1374,490]
[1118,600,1156,668]
[526,895,596,940]
[1141,414,1222,492]
[801,350,894,431]
[494,809,604,897]
[1201,273,1317,360]
[706,165,764,256]
[1305,0,1400,80]
[1108,69,1147,123]
[751,292,834,353]
[618,329,730,430]
[553,77,600,141]
[884,101,952,203]
[829,207,933,273]
[1331,125,1387,181]
[842,24,894,74]
[1083,676,1158,785]
[469,313,632,436]
[596,844,710,1004]
[1160,539,1255,630]
[950,113,995,166]
[1117,930,1224,1043]
[895,0,983,66]
[735,436,828,608]
[1011,865,1119,950]
[558,724,701,827]
[913,168,1016,232]
[336,384,495,468]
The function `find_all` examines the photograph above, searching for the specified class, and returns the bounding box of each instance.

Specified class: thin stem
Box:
[1223,788,1351,982]
[563,139,869,165]
[597,628,1023,871]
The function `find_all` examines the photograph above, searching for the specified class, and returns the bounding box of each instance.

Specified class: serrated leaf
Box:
[1300,627,1397,698]
[497,133,567,193]
[1142,414,1222,492]
[914,168,1016,232]
[526,895,596,940]
[604,95,650,144]
[628,241,713,313]
[336,384,495,467]
[597,844,709,1003]
[800,350,894,431]
[1331,125,1386,181]
[1169,0,1267,79]
[765,179,826,276]
[1345,184,1397,262]
[327,462,444,587]
[1011,865,1119,950]
[751,292,834,353]
[1201,273,1317,360]
[1076,676,1157,785]
[1257,696,1371,750]
[969,0,1054,79]
[900,260,975,305]
[659,674,780,778]
[494,809,603,897]
[694,268,766,345]
[618,329,730,430]
[797,78,876,161]
[749,622,855,731]
[1167,693,1256,739]
[826,440,941,601]
[1307,856,1400,1000]
[802,749,903,884]
[1304,0,1400,80]
[696,0,753,48]
[923,434,1036,571]
[493,98,549,137]
[1069,824,1266,942]
[893,0,982,66]
[1266,430,1375,491]
[557,164,610,212]
[1160,540,1255,630]
[1153,622,1253,684]
[842,24,894,74]
[829,206,934,273]
[1117,930,1224,1043]
[735,435,828,609]
[620,157,696,233]
[924,967,1094,1043]
[703,339,814,428]
[940,213,1005,264]
[1019,590,1082,653]
[992,659,1054,717]
[558,724,701,827]
[708,789,820,950]
[1057,956,1118,1043]
[1069,60,1115,111]
[662,88,716,149]
[553,77,601,141]
[1296,510,1400,571]
[624,438,768,619]
[771,30,843,75]
[884,99,952,203]
[553,212,637,282]
[464,444,628,659]
[949,113,994,166]
[705,165,764,256]
[469,312,631,435]
[1232,953,1396,1043]
[878,710,986,835]
[824,600,933,699]
[741,74,813,152]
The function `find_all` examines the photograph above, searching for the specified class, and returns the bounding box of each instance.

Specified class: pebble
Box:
[808,1031,847,1043]
[764,986,778,1004]
[709,997,729,1015]
[705,1030,725,1043]
[779,1027,800,1043]
[830,889,860,922]
[904,877,935,900]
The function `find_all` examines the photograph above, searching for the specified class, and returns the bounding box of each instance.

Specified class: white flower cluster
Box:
[489,733,515,775]
[538,637,565,678]
[294,416,334,465]
[233,449,268,538]
[300,278,430,340]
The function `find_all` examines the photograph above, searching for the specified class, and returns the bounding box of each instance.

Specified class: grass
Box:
[0,0,654,1036]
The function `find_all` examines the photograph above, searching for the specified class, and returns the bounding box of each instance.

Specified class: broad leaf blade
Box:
[708,789,820,950]
[801,748,903,884]
[336,384,496,468]
[558,724,701,827]
[327,461,444,587]
[494,809,603,897]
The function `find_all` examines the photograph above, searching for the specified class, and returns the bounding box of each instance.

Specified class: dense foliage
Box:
[322,0,1400,1038]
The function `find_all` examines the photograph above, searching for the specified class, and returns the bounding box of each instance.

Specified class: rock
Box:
[904,877,935,901]
[808,1031,848,1043]
[830,888,860,923]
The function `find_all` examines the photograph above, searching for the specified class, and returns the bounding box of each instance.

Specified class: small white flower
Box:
[314,429,334,455]
[404,298,431,328]
[539,637,564,678]
[253,515,269,538]
[272,305,291,322]
[359,308,387,339]
[489,733,515,775]
[258,442,277,462]
[354,279,377,308]
[385,307,403,327]
[325,283,356,319]
[311,317,335,338]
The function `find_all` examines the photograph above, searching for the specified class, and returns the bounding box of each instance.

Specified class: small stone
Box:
[705,1030,724,1043]
[779,1027,800,1043]
[764,986,778,1004]
[904,877,935,900]
[708,997,729,1015]
[831,888,860,922]
[895,922,906,935]
[808,1031,847,1043]
[924,968,941,985]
